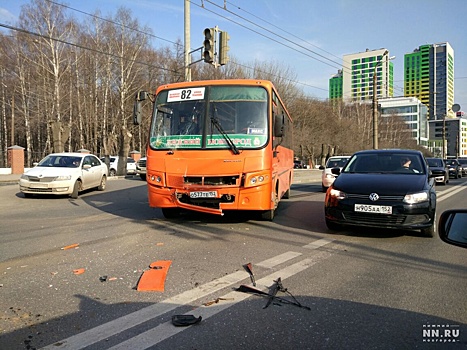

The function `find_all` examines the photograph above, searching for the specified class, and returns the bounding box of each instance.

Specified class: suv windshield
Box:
[149,85,268,151]
[343,153,426,174]
[427,158,444,167]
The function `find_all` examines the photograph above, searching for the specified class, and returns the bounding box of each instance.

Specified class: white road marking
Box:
[255,251,302,268]
[303,237,334,250]
[41,238,334,350]
[108,250,333,350]
[437,182,467,202]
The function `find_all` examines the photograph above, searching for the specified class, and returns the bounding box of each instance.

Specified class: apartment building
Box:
[404,42,455,120]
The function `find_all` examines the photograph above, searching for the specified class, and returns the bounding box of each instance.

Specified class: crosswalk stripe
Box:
[108,250,333,350]
[303,237,334,250]
[41,238,334,350]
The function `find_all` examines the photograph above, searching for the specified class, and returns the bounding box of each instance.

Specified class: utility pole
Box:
[442,115,446,159]
[184,0,191,81]
[372,50,389,149]
[372,70,379,149]
[11,95,15,146]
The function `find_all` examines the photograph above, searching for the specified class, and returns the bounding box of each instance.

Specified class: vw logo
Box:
[369,193,379,201]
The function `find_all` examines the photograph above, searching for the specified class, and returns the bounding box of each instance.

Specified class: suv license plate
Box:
[190,191,218,199]
[354,204,392,214]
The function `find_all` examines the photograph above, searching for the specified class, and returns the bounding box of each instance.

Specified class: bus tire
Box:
[282,187,290,199]
[261,209,275,221]
[162,208,180,219]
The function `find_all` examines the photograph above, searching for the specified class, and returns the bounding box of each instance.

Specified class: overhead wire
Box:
[41,0,326,94]
[231,60,328,93]
[197,0,347,74]
[46,0,181,47]
[15,1,460,100]
[223,0,353,74]
[10,0,330,95]
[0,22,182,77]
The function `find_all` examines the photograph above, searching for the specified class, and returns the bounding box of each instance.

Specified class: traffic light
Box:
[218,31,230,65]
[203,28,215,63]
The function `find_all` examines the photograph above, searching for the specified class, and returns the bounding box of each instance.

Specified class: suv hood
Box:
[333,173,428,195]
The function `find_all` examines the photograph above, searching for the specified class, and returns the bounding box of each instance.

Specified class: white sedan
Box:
[19,152,108,198]
[319,155,351,192]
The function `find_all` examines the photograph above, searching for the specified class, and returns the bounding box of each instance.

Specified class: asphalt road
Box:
[1,175,466,349]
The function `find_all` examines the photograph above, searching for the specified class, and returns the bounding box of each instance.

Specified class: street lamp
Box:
[372,50,394,149]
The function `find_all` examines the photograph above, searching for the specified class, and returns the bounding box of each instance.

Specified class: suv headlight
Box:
[329,188,347,200]
[403,191,428,204]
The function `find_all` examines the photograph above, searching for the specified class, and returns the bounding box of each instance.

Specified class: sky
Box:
[0,0,466,109]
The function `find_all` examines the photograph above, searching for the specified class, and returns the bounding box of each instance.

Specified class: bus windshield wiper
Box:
[210,105,240,155]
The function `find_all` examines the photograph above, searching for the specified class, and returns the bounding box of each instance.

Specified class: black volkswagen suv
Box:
[324,149,437,237]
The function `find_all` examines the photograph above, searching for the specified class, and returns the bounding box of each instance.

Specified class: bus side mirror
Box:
[137,91,148,101]
[133,91,148,125]
[133,100,142,125]
[274,114,284,137]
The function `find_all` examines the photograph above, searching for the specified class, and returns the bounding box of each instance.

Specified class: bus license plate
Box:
[190,191,217,199]
[354,204,392,214]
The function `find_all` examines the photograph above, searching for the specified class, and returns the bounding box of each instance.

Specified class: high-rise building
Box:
[379,97,429,148]
[329,70,343,99]
[335,48,394,102]
[404,42,454,120]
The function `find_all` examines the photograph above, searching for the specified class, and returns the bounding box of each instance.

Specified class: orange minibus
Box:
[134,79,293,220]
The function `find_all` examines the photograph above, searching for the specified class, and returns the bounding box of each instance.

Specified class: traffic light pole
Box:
[184,0,191,81]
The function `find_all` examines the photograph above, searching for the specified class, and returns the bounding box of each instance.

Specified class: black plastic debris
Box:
[237,278,311,311]
[172,314,202,327]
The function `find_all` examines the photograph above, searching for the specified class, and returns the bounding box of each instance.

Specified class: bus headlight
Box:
[245,173,269,187]
[150,175,162,183]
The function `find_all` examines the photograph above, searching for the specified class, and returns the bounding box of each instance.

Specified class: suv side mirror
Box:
[438,209,467,249]
[330,167,341,175]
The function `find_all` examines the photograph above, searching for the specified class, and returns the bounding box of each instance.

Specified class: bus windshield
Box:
[149,85,268,150]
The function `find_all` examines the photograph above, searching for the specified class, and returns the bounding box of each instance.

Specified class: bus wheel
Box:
[261,209,275,221]
[162,208,180,219]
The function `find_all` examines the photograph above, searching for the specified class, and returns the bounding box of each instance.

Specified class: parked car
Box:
[101,156,137,176]
[19,153,108,199]
[137,157,147,180]
[457,158,467,177]
[319,156,351,192]
[426,157,449,185]
[444,159,462,179]
[324,149,436,237]
[439,209,467,249]
[294,159,306,169]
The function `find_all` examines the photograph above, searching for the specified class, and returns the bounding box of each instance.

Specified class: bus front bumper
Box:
[147,184,272,216]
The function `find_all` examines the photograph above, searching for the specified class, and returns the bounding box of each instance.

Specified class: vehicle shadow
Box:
[2,289,465,349]
[75,180,428,241]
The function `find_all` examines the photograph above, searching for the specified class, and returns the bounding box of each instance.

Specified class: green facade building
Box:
[329,48,394,102]
[404,42,454,120]
[329,70,343,99]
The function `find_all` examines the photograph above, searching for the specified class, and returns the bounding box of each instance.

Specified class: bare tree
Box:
[18,0,76,153]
